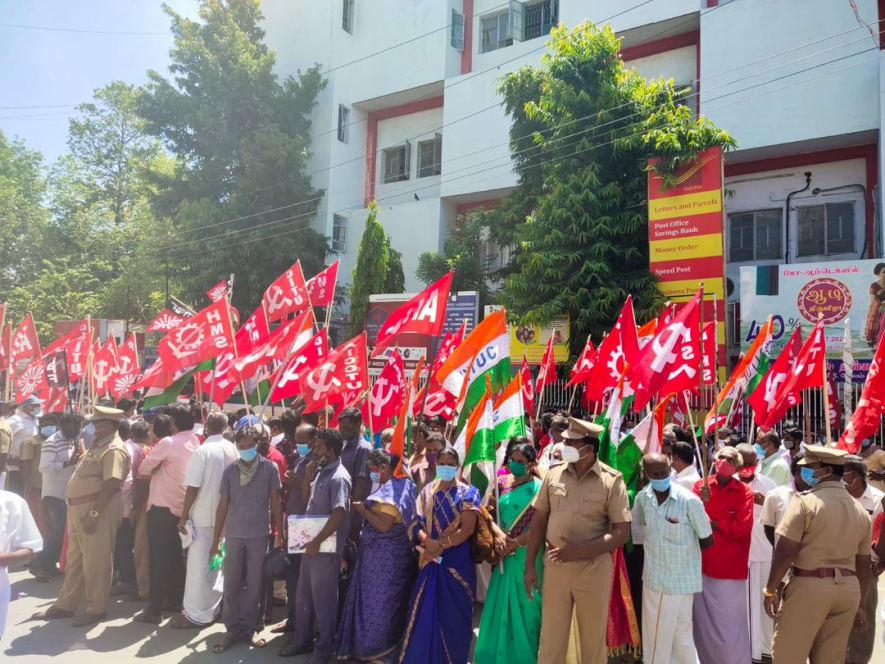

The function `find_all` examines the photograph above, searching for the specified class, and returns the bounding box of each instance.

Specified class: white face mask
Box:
[560,445,583,464]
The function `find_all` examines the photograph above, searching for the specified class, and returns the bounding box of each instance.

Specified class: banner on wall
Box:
[739,260,881,382]
[484,306,571,365]
[647,146,727,375]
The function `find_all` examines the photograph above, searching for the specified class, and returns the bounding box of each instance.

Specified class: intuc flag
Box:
[536,334,557,389]
[371,272,453,357]
[263,261,309,322]
[147,308,185,332]
[158,298,235,373]
[493,375,526,442]
[10,314,40,369]
[306,261,339,307]
[301,332,369,411]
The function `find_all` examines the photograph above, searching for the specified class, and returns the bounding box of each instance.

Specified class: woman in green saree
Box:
[475,442,544,664]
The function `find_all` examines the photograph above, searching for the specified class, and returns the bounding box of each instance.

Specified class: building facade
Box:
[262,0,884,357]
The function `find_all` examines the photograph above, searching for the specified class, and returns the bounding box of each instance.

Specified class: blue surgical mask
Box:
[754,444,766,459]
[436,465,457,482]
[41,426,58,438]
[649,477,671,492]
[83,422,96,437]
[296,444,310,456]
[370,471,381,484]
[800,467,820,487]
[239,447,258,462]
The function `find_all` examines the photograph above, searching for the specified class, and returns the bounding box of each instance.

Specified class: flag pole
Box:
[366,338,375,440]
[819,314,832,445]
[683,391,707,479]
[257,308,317,419]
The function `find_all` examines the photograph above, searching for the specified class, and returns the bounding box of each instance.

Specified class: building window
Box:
[337,104,349,143]
[418,134,442,178]
[451,9,465,51]
[342,0,355,34]
[479,240,513,272]
[481,12,511,53]
[523,0,558,41]
[382,142,410,183]
[332,214,347,252]
[796,201,856,257]
[728,209,783,262]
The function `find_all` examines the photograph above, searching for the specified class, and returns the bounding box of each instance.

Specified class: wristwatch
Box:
[89,509,100,519]
[763,588,777,598]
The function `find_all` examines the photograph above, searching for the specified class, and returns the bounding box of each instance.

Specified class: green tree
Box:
[138,0,328,312]
[416,208,495,300]
[0,131,49,295]
[349,201,389,337]
[384,237,406,294]
[498,23,735,355]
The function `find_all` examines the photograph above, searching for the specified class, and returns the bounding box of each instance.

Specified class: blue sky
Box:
[0,0,199,164]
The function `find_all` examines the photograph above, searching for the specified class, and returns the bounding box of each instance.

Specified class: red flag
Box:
[413,381,456,420]
[839,333,885,453]
[701,322,716,385]
[392,357,424,477]
[0,323,11,374]
[44,387,67,413]
[146,308,185,332]
[536,334,557,388]
[132,357,171,391]
[628,290,702,412]
[586,297,640,400]
[363,349,406,430]
[747,326,803,430]
[158,299,235,373]
[772,320,826,406]
[827,374,842,431]
[433,323,466,375]
[371,272,453,357]
[520,354,535,414]
[230,309,313,384]
[306,261,339,308]
[10,314,40,369]
[16,357,47,402]
[112,334,140,400]
[567,338,596,388]
[43,350,69,388]
[43,319,91,381]
[263,261,309,322]
[301,333,369,410]
[92,336,120,396]
[206,280,229,303]
[235,307,270,357]
[270,329,329,403]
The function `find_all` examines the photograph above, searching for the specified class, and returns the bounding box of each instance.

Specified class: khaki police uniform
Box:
[532,418,632,664]
[53,411,130,617]
[771,446,873,664]
[0,417,12,459]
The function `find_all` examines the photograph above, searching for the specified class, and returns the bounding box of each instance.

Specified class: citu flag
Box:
[262,260,310,323]
[229,309,313,385]
[567,336,596,387]
[747,326,803,430]
[112,333,140,400]
[270,329,329,403]
[839,329,885,453]
[158,298,235,374]
[771,319,826,405]
[301,332,369,411]
[827,373,843,430]
[411,323,466,419]
[371,271,453,357]
[390,356,423,476]
[10,313,41,370]
[44,387,67,413]
[92,336,120,396]
[536,334,557,388]
[520,353,535,415]
[306,260,339,307]
[42,319,91,381]
[586,297,639,401]
[362,348,405,431]
[701,322,716,385]
[628,290,701,412]
[236,307,271,357]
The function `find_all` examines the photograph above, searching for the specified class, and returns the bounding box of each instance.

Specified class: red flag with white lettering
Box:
[229,309,313,384]
[42,319,91,381]
[132,357,171,392]
[262,261,310,322]
[536,335,557,389]
[92,336,119,396]
[567,337,596,388]
[112,334,140,400]
[362,349,405,430]
[158,299,235,373]
[206,280,229,303]
[306,261,339,308]
[839,332,885,453]
[235,307,270,357]
[16,357,47,402]
[827,374,842,431]
[586,297,640,400]
[628,290,701,412]
[747,326,803,430]
[10,314,40,369]
[43,350,69,388]
[44,387,67,413]
[302,333,369,410]
[772,320,826,406]
[701,321,716,385]
[520,354,535,415]
[146,308,186,333]
[270,329,329,403]
[371,272,452,357]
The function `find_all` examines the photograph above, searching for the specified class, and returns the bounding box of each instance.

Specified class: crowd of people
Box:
[0,393,883,664]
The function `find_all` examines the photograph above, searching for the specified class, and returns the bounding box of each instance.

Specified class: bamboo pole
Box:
[684,392,707,479]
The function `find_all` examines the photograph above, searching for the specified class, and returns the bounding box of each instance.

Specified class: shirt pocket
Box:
[550,484,568,510]
[581,486,608,520]
[662,520,692,545]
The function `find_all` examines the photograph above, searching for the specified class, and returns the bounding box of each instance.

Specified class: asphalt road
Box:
[3,569,885,662]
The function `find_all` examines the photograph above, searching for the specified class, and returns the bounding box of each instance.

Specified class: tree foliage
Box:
[138,0,329,313]
[498,23,736,355]
[349,201,389,337]
[384,237,406,294]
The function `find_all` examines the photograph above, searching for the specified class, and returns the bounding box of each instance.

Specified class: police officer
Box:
[31,406,130,627]
[764,445,873,663]
[524,417,632,663]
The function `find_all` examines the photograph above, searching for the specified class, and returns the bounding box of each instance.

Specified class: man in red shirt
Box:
[692,446,754,664]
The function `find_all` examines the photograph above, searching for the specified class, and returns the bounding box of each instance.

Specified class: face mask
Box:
[509,461,528,477]
[842,475,858,489]
[296,444,310,456]
[425,451,437,466]
[370,471,382,484]
[800,466,820,487]
[436,465,457,482]
[649,476,671,492]
[239,447,258,462]
[738,466,756,480]
[83,422,96,437]
[862,439,872,449]
[754,444,766,459]
[41,426,58,438]
[714,459,737,477]
[560,444,589,464]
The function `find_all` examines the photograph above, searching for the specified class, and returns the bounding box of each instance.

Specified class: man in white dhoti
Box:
[0,489,42,638]
[172,412,238,629]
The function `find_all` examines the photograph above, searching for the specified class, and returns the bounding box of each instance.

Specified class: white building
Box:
[263,0,884,355]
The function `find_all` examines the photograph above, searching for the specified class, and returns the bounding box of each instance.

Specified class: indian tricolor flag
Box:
[454,376,496,497]
[631,392,674,455]
[493,375,526,443]
[436,309,511,434]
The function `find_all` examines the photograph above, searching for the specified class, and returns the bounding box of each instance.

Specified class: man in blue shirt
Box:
[633,453,714,664]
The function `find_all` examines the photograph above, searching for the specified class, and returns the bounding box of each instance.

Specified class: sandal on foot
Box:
[31,606,73,621]
[72,613,106,628]
[168,613,204,630]
[133,610,163,624]
[213,632,240,653]
[244,633,267,648]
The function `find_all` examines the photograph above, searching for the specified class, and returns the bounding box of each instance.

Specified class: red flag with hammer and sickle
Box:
[362,348,405,430]
[302,333,369,411]
[262,261,310,322]
[270,329,329,403]
[92,336,120,396]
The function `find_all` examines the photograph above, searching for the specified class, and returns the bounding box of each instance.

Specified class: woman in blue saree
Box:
[400,447,480,664]
[336,450,418,663]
